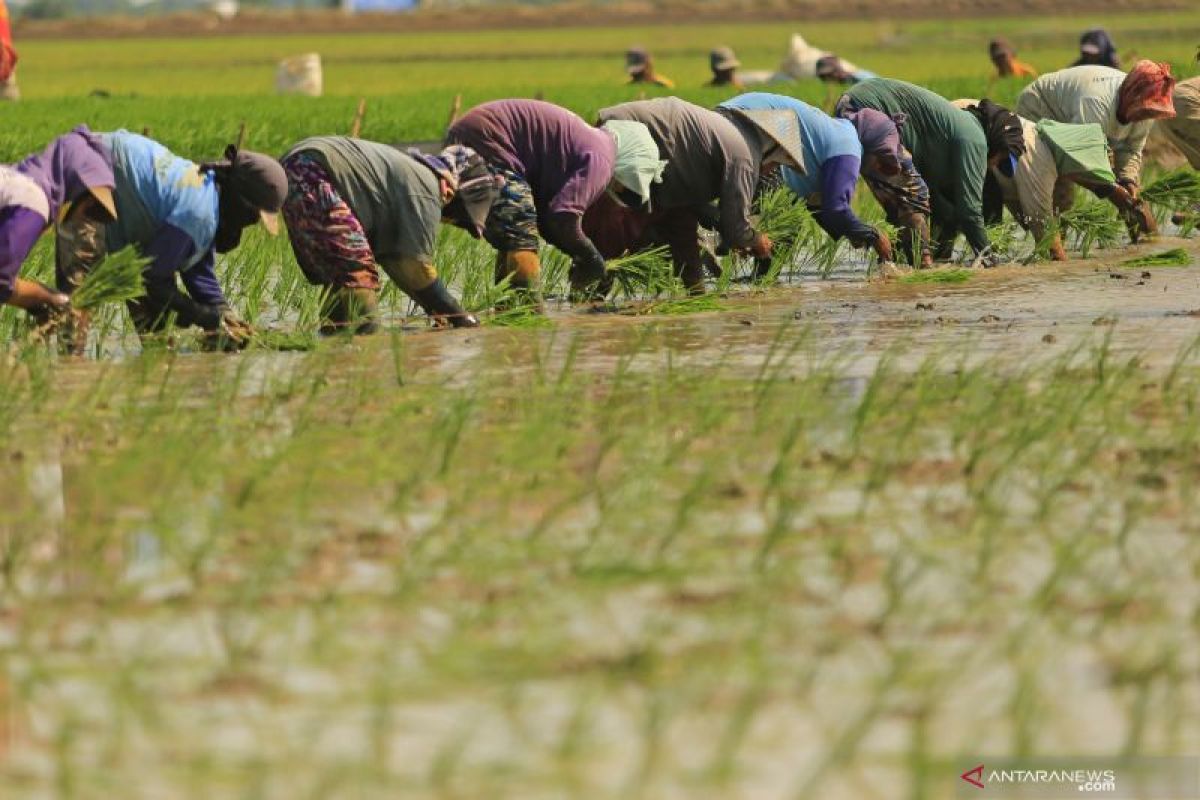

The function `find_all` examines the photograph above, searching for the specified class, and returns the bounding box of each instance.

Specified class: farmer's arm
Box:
[0,207,47,305]
[1112,124,1150,188]
[951,140,990,254]
[140,225,222,329]
[719,161,760,250]
[810,155,879,247]
[179,249,227,308]
[543,152,610,276]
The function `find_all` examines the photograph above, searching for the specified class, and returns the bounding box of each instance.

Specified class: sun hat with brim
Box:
[710,46,741,71]
[1036,119,1116,185]
[722,107,807,175]
[213,147,287,235]
[626,47,650,74]
[602,119,666,209]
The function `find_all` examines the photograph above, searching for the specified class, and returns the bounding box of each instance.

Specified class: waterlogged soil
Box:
[5,237,1200,800]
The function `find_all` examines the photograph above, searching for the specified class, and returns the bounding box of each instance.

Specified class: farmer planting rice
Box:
[51,131,286,350]
[814,54,878,86]
[591,96,799,290]
[1016,61,1176,238]
[1073,28,1120,69]
[837,78,1015,266]
[707,46,743,88]
[0,126,116,330]
[1157,77,1200,170]
[446,99,663,302]
[988,38,1038,81]
[955,99,1117,261]
[625,47,675,89]
[719,93,894,268]
[279,137,497,333]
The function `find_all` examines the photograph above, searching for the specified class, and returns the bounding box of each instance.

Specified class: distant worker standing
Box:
[988,38,1038,80]
[1073,28,1120,69]
[707,46,743,88]
[625,47,675,89]
[0,0,18,101]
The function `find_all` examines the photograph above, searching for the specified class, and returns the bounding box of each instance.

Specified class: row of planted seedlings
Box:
[3,313,1199,795]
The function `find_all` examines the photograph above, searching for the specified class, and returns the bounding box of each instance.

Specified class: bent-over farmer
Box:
[280,137,499,333]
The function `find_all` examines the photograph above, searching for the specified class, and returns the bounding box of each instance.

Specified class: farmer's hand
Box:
[26,289,74,335]
[744,232,772,260]
[1118,179,1140,201]
[873,232,894,263]
[200,306,254,351]
[1110,184,1136,211]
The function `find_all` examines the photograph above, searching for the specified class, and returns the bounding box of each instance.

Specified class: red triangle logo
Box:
[961,764,985,789]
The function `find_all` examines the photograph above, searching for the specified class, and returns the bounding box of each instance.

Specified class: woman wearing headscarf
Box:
[0,0,17,100]
[719,93,893,265]
[988,38,1038,80]
[707,47,743,88]
[280,138,497,333]
[837,78,1008,265]
[592,96,803,290]
[445,99,662,302]
[0,126,116,331]
[1073,29,1119,70]
[1016,61,1176,237]
[838,107,933,268]
[54,130,287,350]
[955,99,1115,261]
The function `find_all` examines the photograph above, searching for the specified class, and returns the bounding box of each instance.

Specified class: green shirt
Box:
[287,136,441,263]
[844,78,990,254]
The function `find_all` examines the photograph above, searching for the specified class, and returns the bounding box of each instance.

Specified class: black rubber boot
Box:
[411,280,479,328]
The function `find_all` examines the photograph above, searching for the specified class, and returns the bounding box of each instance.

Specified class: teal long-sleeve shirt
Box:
[843,78,990,254]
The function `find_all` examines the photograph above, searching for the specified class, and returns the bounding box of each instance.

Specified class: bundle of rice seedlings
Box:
[605,246,677,301]
[1142,170,1200,212]
[1059,201,1123,258]
[1120,248,1192,268]
[72,247,148,310]
[485,305,554,328]
[248,329,319,351]
[645,294,723,315]
[899,268,973,285]
[985,220,1021,262]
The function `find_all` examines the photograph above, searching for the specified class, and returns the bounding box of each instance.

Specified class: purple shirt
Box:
[0,206,45,302]
[447,100,616,220]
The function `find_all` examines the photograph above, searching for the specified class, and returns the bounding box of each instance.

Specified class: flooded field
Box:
[3,240,1199,799]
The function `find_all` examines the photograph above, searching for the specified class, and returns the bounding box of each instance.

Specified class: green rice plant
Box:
[71,246,148,310]
[1060,201,1124,257]
[606,246,678,301]
[899,268,973,284]
[247,329,320,351]
[1142,170,1200,213]
[1120,248,1192,268]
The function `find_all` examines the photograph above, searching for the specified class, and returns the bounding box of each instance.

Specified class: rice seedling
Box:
[1059,200,1124,257]
[898,267,974,284]
[70,246,148,310]
[1120,248,1192,268]
[1142,169,1200,213]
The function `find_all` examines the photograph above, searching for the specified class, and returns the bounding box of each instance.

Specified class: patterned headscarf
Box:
[842,107,905,163]
[1118,61,1177,123]
[409,144,500,238]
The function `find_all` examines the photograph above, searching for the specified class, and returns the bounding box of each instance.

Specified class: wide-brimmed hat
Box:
[710,46,740,71]
[626,46,651,74]
[722,106,807,174]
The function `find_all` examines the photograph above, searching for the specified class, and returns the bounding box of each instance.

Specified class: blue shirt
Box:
[720,93,877,246]
[99,130,218,272]
[720,93,862,199]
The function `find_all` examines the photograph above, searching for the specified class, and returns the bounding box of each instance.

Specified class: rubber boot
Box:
[494,251,542,310]
[411,280,479,328]
[320,288,379,336]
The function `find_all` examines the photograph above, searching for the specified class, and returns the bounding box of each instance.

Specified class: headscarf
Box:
[989,38,1015,61]
[14,124,115,222]
[601,119,666,209]
[1118,60,1177,123]
[1075,28,1119,69]
[842,107,905,163]
[965,99,1026,159]
[408,144,500,238]
[626,47,651,76]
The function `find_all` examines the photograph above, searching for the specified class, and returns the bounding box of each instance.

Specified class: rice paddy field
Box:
[4,10,1200,799]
